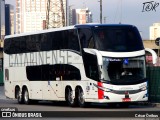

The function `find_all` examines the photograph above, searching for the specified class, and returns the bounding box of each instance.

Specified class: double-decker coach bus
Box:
[3,24,157,107]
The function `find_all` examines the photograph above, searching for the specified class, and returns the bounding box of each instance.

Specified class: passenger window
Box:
[4,29,80,54]
[78,28,94,48]
[20,37,27,53]
[68,29,80,52]
[26,35,41,52]
[40,33,52,51]
[5,69,9,80]
[26,64,81,81]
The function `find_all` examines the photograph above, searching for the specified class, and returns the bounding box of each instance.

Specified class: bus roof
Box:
[5,25,75,39]
[5,23,136,39]
[75,23,135,28]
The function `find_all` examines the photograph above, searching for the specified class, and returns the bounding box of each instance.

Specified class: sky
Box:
[5,0,160,39]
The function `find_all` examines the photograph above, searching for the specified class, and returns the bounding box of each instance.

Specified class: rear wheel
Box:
[23,89,31,104]
[16,89,23,104]
[66,87,77,107]
[77,88,88,107]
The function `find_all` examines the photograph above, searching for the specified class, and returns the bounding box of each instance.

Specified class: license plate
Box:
[122,98,131,102]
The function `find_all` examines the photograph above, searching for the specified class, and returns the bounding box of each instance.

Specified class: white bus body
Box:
[3,24,156,107]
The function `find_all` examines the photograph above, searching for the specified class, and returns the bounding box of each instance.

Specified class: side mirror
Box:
[145,48,157,64]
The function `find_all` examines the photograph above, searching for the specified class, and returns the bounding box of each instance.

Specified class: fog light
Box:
[104,96,110,100]
[143,93,148,98]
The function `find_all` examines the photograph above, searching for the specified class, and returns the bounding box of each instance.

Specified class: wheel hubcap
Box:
[68,89,74,104]
[18,91,21,101]
[79,90,84,104]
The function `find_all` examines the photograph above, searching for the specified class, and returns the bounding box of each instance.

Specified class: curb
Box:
[136,102,160,107]
[151,103,160,107]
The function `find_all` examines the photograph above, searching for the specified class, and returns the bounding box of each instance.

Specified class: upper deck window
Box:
[4,29,80,54]
[93,26,144,52]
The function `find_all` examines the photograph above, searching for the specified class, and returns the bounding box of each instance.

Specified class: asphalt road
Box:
[0,86,160,120]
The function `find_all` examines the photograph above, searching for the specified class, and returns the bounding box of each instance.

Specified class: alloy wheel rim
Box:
[79,90,84,104]
[68,89,74,104]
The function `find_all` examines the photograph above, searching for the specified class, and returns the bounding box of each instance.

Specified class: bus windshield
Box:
[102,56,146,85]
[93,26,144,52]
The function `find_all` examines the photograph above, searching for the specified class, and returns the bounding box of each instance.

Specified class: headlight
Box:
[140,86,147,91]
[93,83,112,92]
[139,84,147,91]
[103,88,111,92]
[97,85,111,92]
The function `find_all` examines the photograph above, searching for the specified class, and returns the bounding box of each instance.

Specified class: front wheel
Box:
[77,88,88,107]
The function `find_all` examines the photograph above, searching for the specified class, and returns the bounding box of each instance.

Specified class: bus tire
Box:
[65,87,76,107]
[23,88,31,104]
[77,88,87,107]
[16,88,24,104]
